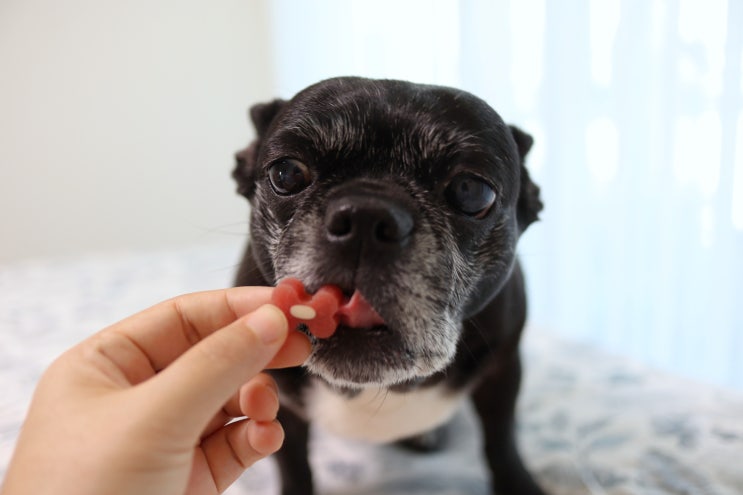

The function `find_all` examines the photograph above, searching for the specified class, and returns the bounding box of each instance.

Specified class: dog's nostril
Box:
[375,211,413,244]
[326,208,354,238]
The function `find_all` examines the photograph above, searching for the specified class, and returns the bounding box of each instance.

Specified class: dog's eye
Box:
[268,158,312,195]
[445,174,496,218]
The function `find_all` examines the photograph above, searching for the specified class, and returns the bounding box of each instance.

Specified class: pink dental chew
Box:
[271,278,343,338]
[271,278,386,339]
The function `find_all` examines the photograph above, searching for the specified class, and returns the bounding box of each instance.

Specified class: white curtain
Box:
[269,0,743,390]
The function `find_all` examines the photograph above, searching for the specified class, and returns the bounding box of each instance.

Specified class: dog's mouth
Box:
[271,278,387,339]
[335,290,386,330]
[272,277,451,387]
[298,289,390,342]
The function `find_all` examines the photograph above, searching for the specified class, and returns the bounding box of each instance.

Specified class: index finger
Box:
[100,286,275,374]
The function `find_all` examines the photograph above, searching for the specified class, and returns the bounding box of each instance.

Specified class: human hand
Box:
[1,287,311,495]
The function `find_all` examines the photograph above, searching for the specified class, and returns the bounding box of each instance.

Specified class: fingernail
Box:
[246,305,287,345]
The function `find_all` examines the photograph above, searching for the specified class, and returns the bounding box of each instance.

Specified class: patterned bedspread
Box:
[1,242,741,494]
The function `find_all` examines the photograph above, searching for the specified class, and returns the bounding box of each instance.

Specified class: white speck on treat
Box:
[290,304,316,320]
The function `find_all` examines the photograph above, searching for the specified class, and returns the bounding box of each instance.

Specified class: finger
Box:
[189,419,284,495]
[202,332,309,435]
[266,330,312,369]
[239,373,279,422]
[202,410,234,441]
[203,374,279,438]
[221,373,278,419]
[99,286,275,374]
[207,330,310,419]
[140,304,288,434]
[206,331,310,430]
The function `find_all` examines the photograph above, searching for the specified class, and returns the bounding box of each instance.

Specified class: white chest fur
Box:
[304,382,465,444]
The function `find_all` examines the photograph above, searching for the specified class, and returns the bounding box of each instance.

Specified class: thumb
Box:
[140,304,288,435]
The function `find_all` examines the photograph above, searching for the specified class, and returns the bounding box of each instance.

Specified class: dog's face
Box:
[234,77,541,388]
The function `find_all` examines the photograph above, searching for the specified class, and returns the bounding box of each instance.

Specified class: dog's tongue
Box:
[271,278,386,339]
[335,290,386,329]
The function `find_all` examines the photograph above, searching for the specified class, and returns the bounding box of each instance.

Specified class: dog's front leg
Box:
[273,406,313,495]
[472,354,546,495]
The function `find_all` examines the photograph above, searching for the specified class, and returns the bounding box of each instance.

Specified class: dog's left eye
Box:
[445,174,496,218]
[268,158,312,195]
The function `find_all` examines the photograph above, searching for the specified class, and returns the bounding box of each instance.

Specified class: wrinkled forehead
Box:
[263,80,518,174]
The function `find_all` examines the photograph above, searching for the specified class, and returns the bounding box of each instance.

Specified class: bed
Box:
[1,242,741,494]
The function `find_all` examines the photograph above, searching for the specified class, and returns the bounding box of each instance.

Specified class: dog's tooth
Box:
[290,304,317,320]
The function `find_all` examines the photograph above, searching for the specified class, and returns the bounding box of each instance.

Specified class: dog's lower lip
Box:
[351,324,388,332]
[296,323,390,339]
[334,323,391,334]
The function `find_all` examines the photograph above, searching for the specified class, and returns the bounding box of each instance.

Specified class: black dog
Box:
[233,77,545,495]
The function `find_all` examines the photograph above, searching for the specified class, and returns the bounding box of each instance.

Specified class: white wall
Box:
[0,0,275,262]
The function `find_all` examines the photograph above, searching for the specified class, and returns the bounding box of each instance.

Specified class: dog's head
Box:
[234,77,542,388]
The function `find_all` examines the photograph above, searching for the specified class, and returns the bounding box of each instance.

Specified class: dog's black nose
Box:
[325,195,414,250]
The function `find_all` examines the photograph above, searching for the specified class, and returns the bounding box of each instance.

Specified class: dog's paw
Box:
[397,425,449,452]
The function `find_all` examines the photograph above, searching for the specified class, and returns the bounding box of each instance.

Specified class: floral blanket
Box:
[1,243,741,494]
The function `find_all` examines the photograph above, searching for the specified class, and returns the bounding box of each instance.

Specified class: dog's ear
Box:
[509,125,543,232]
[249,99,287,137]
[233,99,287,199]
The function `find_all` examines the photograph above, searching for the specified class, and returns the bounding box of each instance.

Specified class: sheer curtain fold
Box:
[270,0,743,389]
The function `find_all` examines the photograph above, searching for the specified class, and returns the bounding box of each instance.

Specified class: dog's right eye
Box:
[268,158,312,195]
